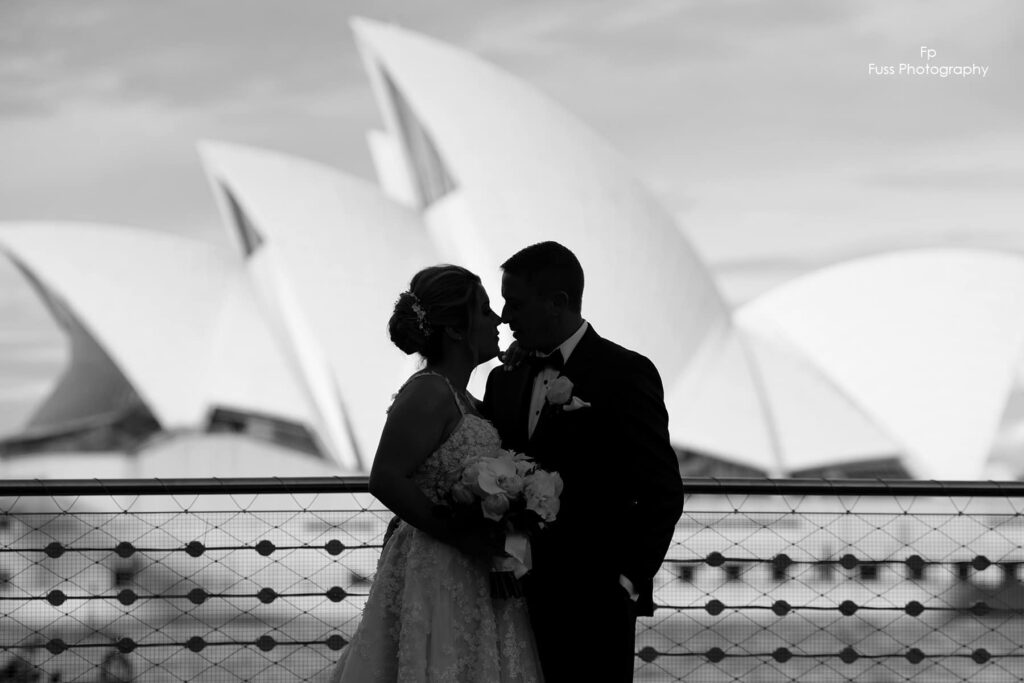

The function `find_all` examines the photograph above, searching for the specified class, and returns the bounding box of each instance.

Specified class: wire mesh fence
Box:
[1,477,1022,681]
[640,480,1024,682]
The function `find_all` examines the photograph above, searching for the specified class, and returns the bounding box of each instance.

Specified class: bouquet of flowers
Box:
[448,449,563,598]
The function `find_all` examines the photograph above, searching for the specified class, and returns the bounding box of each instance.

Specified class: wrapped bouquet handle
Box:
[490,532,532,599]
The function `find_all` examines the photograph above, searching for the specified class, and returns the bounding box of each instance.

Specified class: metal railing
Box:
[1,477,1022,681]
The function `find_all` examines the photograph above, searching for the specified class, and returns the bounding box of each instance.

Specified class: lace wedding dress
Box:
[330,372,543,683]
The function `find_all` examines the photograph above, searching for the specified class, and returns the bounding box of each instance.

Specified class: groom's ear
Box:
[548,290,570,313]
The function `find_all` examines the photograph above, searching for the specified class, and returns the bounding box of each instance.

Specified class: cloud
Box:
[0,1,385,116]
[861,167,1024,191]
[2,1,1021,255]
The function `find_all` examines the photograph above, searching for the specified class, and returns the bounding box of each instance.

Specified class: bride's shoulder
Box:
[388,371,456,416]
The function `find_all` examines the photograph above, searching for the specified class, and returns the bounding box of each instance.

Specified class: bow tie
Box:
[527,350,564,373]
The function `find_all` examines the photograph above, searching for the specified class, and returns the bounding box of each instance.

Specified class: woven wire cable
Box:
[1,478,1022,681]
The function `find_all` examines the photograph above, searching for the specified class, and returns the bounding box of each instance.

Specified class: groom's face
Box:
[500,271,556,352]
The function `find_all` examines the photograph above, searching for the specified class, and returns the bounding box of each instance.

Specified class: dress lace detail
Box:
[330,373,543,683]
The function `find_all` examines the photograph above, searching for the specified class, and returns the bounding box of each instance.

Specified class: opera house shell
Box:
[2,18,1024,480]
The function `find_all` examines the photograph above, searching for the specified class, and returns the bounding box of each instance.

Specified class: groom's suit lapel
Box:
[502,362,534,450]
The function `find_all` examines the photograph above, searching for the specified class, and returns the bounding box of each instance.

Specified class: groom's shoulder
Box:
[593,334,657,375]
[485,361,508,384]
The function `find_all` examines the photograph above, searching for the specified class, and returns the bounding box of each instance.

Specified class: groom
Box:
[483,241,685,682]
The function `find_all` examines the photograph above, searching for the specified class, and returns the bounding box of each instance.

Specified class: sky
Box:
[1,0,1023,436]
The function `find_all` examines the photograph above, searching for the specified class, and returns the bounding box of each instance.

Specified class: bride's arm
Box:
[369,376,459,542]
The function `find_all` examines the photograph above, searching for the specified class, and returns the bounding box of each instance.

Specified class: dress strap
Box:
[390,370,467,416]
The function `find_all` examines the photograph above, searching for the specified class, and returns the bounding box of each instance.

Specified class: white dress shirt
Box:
[527,321,589,438]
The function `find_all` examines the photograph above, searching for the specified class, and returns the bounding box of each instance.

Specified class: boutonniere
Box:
[545,376,591,412]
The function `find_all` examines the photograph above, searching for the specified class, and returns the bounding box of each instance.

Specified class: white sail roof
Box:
[0,223,315,433]
[199,141,439,469]
[739,331,903,473]
[738,248,1024,479]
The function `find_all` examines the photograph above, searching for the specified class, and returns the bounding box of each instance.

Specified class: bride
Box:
[330,265,544,682]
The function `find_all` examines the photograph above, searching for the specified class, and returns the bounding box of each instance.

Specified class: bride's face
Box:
[468,285,502,364]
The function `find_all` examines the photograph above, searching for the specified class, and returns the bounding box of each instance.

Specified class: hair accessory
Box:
[407,292,431,336]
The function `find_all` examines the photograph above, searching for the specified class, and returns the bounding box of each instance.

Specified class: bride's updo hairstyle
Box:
[389,265,482,363]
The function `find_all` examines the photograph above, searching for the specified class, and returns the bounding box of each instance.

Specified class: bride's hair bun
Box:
[389,291,431,356]
[388,265,482,363]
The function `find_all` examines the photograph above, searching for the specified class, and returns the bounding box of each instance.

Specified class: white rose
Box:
[546,376,574,405]
[481,493,510,521]
[524,470,564,523]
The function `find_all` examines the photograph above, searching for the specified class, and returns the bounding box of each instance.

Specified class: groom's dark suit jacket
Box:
[483,325,684,616]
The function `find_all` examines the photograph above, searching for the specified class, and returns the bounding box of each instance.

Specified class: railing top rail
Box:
[0,476,1022,497]
[0,476,371,497]
[685,477,1024,497]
